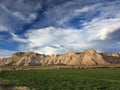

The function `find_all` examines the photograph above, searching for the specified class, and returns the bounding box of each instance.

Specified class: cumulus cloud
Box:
[20,21,120,54]
[16,27,96,54]
[1,0,120,57]
[5,0,118,55]
[82,18,120,40]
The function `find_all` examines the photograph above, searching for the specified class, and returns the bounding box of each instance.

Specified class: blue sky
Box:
[0,0,120,57]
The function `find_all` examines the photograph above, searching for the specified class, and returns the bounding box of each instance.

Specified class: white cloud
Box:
[0,49,14,58]
[13,12,37,22]
[1,0,120,55]
[44,1,102,25]
[17,27,95,54]
[20,2,120,54]
[43,0,120,29]
[0,1,41,24]
[82,17,120,41]
[10,32,27,43]
[58,4,99,25]
[74,4,101,14]
[13,12,26,21]
[22,19,120,54]
[14,0,120,54]
[0,25,8,31]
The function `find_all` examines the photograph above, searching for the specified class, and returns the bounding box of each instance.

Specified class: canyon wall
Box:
[0,50,120,66]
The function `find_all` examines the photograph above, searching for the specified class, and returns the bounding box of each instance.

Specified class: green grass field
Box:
[1,68,120,90]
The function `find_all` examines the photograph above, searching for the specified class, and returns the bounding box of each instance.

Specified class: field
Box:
[1,68,120,90]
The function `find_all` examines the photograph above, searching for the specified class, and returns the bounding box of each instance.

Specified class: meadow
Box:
[0,68,120,90]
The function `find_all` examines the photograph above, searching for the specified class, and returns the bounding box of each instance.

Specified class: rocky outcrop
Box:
[101,53,120,64]
[0,50,120,66]
[81,50,109,65]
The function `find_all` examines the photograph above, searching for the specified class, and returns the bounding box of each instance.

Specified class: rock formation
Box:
[0,50,120,66]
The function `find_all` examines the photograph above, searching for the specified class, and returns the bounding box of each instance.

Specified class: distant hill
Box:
[0,50,120,67]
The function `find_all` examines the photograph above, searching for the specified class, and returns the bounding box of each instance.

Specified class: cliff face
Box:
[0,50,120,66]
[101,53,120,64]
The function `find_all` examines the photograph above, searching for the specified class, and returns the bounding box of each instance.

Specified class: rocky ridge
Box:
[0,50,120,66]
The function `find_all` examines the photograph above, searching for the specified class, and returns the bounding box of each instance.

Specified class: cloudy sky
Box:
[0,0,120,58]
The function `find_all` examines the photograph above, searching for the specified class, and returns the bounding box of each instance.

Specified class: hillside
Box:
[0,50,120,66]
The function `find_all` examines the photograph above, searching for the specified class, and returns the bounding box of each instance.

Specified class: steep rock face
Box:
[0,50,120,66]
[81,50,108,65]
[67,51,82,65]
[0,52,42,66]
[101,53,120,63]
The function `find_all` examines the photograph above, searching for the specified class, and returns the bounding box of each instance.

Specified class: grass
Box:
[0,68,120,90]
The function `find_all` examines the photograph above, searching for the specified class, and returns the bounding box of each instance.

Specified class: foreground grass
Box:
[0,68,120,90]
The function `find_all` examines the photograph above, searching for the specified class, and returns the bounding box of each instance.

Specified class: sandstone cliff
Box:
[0,50,120,66]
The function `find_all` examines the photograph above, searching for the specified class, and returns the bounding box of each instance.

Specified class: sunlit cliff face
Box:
[1,50,120,66]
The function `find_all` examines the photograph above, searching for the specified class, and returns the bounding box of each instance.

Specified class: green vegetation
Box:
[0,79,16,90]
[1,68,120,90]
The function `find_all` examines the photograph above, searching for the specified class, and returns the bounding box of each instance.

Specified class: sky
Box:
[0,0,120,58]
